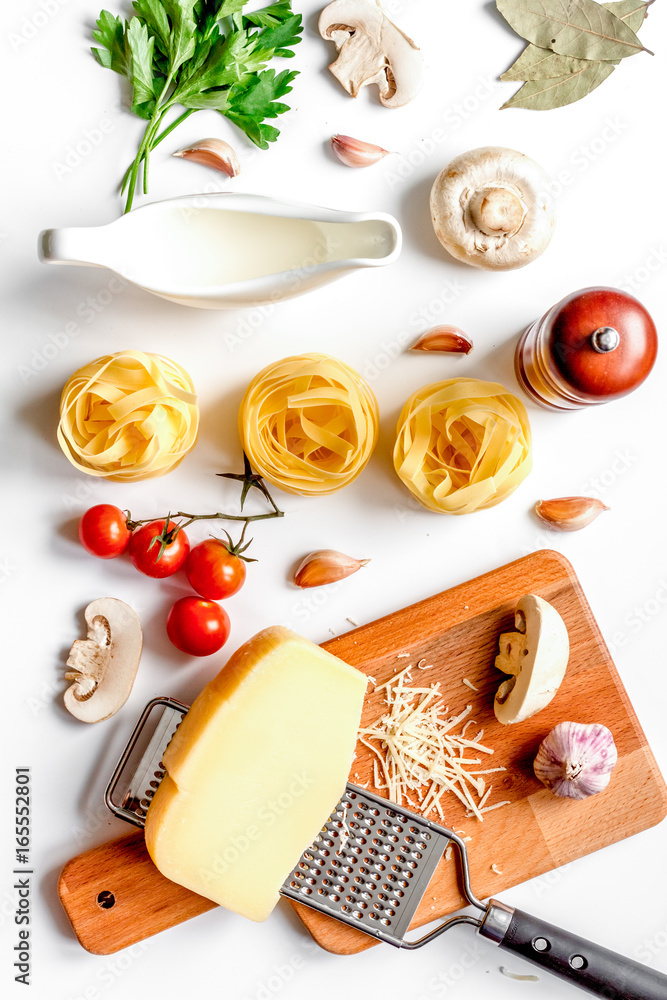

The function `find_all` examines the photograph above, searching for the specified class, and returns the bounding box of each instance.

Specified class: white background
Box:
[2,1,667,997]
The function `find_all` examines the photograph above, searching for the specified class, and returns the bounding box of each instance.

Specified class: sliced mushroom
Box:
[494,594,569,725]
[318,0,423,108]
[64,598,142,723]
[430,147,555,270]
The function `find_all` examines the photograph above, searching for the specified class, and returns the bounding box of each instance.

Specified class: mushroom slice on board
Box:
[64,598,142,723]
[318,0,423,108]
[430,147,555,270]
[494,594,569,724]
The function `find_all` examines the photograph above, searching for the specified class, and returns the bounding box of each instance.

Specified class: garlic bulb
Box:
[534,721,617,800]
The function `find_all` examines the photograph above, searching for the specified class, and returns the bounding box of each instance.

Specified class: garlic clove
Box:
[331,134,391,168]
[173,138,240,177]
[535,496,609,532]
[533,721,617,800]
[410,326,473,355]
[294,549,370,588]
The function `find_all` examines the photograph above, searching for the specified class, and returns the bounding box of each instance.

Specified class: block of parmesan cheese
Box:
[144,625,367,921]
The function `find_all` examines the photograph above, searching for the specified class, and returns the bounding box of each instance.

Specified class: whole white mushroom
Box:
[430,147,555,271]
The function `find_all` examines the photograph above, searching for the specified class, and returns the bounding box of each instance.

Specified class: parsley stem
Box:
[124,73,175,213]
[120,108,195,198]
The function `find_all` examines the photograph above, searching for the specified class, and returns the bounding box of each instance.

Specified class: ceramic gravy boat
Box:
[38,192,402,309]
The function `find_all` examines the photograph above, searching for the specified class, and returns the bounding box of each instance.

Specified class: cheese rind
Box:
[144,626,367,921]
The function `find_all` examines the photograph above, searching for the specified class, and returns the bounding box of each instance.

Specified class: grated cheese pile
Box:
[358,662,509,822]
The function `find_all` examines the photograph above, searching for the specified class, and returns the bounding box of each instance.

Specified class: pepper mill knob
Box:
[515,287,657,410]
[590,327,620,353]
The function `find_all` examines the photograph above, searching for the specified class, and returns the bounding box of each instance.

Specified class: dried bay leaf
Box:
[603,0,653,32]
[496,0,647,61]
[501,46,590,80]
[501,60,616,109]
[502,1,647,81]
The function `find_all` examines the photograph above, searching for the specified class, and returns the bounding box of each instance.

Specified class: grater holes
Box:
[381,918,391,926]
[405,836,415,844]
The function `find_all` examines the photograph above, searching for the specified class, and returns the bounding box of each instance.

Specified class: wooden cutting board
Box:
[59,550,667,955]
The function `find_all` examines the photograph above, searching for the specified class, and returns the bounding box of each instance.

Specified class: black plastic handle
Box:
[498,908,667,999]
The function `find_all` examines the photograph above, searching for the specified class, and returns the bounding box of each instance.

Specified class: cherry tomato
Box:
[166,597,230,656]
[185,539,247,600]
[129,520,190,578]
[79,504,131,559]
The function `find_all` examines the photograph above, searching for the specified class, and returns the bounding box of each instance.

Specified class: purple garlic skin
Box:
[533,721,617,800]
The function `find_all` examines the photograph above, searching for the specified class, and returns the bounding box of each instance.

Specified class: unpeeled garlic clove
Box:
[331,134,391,168]
[535,496,609,532]
[173,138,240,177]
[294,549,370,588]
[534,721,617,799]
[410,326,473,355]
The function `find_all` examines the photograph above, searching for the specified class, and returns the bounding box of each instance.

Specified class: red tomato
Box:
[79,505,131,559]
[129,520,190,578]
[166,597,230,656]
[185,539,247,600]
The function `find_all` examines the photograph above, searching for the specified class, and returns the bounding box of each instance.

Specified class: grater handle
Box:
[480,903,667,999]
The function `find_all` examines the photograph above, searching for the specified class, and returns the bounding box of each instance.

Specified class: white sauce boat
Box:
[38,193,402,309]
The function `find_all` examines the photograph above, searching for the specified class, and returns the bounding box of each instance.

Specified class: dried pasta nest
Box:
[57,350,199,482]
[393,378,532,514]
[240,353,379,495]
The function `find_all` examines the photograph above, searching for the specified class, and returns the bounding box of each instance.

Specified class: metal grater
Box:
[105,698,667,997]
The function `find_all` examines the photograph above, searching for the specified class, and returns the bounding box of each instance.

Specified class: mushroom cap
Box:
[319,0,423,108]
[494,594,569,725]
[430,146,555,271]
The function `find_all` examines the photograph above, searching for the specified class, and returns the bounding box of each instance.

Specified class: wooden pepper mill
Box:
[515,287,657,410]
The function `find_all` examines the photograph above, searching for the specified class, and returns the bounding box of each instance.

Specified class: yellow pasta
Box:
[240,353,379,495]
[57,350,199,482]
[393,378,532,514]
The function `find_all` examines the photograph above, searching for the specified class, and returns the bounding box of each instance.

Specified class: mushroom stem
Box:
[469,187,527,237]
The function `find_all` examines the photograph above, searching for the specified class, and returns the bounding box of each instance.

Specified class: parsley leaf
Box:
[92,10,129,75]
[226,67,296,148]
[92,0,302,211]
[126,18,159,117]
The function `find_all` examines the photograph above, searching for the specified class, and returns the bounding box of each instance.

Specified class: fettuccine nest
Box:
[240,353,379,495]
[393,378,532,514]
[57,350,199,481]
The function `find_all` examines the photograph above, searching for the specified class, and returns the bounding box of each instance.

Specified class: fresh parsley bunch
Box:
[93,1,303,211]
